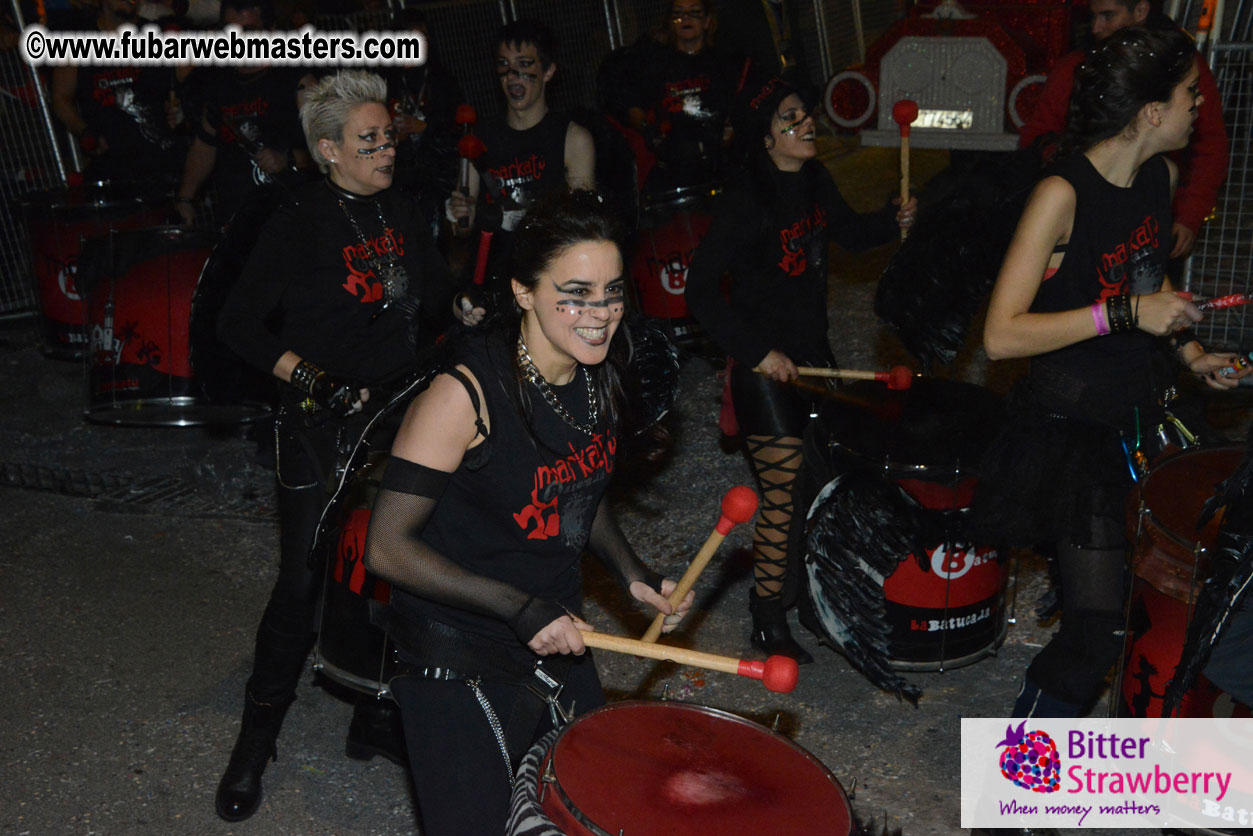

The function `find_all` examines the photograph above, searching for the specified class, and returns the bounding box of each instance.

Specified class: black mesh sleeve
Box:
[363,486,566,643]
[587,495,664,595]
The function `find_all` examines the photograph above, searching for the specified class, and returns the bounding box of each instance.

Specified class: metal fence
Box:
[0,45,68,318]
[1184,42,1253,352]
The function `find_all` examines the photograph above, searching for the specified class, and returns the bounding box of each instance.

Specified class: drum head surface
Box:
[546,701,851,835]
[813,379,1004,475]
[1138,445,1241,547]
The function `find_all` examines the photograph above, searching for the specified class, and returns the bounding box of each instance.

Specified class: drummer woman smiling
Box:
[974,26,1247,718]
[686,76,915,663]
[363,188,692,836]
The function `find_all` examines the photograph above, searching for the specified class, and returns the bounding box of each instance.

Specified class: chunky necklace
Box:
[328,180,410,312]
[516,333,598,435]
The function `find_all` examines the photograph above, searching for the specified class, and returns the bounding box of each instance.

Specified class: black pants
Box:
[247,403,372,701]
[390,654,604,836]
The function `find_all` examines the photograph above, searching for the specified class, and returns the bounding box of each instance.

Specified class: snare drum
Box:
[19,182,167,359]
[507,701,853,836]
[1121,445,1252,718]
[630,183,716,345]
[80,226,270,426]
[313,453,398,698]
[802,379,1009,672]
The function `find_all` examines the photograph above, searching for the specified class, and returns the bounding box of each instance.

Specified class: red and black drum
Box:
[19,182,167,359]
[313,453,398,698]
[80,226,269,426]
[507,701,853,836]
[801,378,1009,671]
[630,183,716,349]
[1120,444,1252,718]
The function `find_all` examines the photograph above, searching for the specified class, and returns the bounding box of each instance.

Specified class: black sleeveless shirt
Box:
[1028,153,1172,429]
[390,331,618,642]
[475,110,571,213]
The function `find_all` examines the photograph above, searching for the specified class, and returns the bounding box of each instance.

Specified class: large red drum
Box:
[81,226,269,426]
[802,379,1009,670]
[1120,444,1253,718]
[630,183,715,347]
[508,701,853,836]
[19,182,166,359]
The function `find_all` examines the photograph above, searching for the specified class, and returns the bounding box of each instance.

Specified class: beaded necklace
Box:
[516,333,597,436]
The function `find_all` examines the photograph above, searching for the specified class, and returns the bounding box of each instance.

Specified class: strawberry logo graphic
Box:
[996,721,1061,793]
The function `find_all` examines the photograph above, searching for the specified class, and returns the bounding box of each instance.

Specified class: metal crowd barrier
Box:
[1183,42,1253,352]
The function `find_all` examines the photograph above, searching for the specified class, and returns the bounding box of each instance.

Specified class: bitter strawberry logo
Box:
[996,721,1061,793]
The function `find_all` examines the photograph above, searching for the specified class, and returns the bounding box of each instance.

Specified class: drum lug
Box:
[771,712,782,732]
[539,759,556,803]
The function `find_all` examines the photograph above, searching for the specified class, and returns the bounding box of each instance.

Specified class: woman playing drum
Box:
[975,26,1248,718]
[212,70,479,822]
[363,189,692,836]
[685,76,915,663]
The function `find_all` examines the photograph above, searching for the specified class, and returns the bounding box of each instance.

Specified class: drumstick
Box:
[641,485,759,643]
[1176,292,1250,311]
[454,105,481,233]
[754,364,914,391]
[580,630,800,693]
[892,99,919,240]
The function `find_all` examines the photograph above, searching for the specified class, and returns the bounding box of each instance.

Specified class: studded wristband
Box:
[290,359,325,394]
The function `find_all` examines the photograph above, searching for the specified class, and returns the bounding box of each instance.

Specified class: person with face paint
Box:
[445,20,595,283]
[685,77,916,663]
[211,71,480,823]
[625,0,743,189]
[975,27,1247,720]
[364,189,692,836]
[1017,0,1228,258]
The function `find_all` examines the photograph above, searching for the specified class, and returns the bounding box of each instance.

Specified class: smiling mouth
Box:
[574,326,607,344]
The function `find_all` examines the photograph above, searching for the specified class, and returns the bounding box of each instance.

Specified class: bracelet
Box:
[1091,302,1110,336]
[1105,294,1136,333]
[290,359,324,394]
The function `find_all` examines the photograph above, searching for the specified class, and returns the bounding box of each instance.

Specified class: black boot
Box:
[749,588,814,665]
[345,696,408,766]
[215,689,293,822]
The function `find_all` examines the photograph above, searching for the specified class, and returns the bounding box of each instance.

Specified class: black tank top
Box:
[391,331,618,642]
[1029,152,1172,428]
[475,110,571,212]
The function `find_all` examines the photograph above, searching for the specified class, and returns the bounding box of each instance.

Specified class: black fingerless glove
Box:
[508,595,569,645]
[291,359,360,417]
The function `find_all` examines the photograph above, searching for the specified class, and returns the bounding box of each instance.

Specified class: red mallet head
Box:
[716,485,759,534]
[892,99,919,138]
[737,655,800,693]
[457,134,487,161]
[455,104,477,126]
[886,365,913,391]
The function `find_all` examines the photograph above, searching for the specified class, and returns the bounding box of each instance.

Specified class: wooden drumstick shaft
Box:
[640,486,758,644]
[584,631,743,675]
[580,631,800,694]
[900,135,910,217]
[640,531,725,644]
